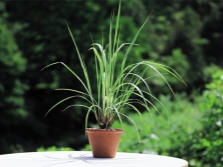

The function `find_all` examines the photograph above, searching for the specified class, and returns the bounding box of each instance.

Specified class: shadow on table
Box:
[42,152,141,167]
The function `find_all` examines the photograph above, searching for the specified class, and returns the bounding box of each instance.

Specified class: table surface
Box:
[0,151,188,167]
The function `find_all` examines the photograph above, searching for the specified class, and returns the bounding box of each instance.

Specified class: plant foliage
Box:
[42,1,185,134]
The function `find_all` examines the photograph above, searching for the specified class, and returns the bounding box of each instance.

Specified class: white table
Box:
[0,151,188,167]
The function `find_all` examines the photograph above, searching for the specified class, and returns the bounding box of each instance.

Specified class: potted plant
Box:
[42,1,185,158]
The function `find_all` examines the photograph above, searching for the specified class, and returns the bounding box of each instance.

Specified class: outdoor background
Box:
[1,0,223,166]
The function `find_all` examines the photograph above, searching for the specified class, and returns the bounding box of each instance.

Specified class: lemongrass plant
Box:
[42,1,185,134]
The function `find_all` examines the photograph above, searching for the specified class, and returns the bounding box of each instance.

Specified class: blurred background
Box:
[0,0,223,166]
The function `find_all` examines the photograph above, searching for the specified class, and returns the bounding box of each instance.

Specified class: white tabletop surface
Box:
[0,151,188,167]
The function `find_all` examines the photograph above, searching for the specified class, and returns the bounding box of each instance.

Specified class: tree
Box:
[0,1,28,153]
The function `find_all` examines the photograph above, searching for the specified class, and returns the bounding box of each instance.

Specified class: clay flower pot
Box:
[86,128,123,158]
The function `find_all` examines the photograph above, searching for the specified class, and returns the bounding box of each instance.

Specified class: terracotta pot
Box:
[86,128,123,158]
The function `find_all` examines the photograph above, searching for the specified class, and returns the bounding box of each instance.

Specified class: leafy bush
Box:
[135,69,223,167]
[37,146,74,152]
[178,70,223,167]
[113,70,223,167]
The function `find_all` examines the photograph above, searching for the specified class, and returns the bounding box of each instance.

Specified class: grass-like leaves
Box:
[42,1,186,139]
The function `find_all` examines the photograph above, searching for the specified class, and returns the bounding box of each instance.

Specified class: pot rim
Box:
[86,128,123,132]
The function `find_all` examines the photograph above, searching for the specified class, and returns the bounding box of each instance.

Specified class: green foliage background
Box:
[1,0,223,166]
